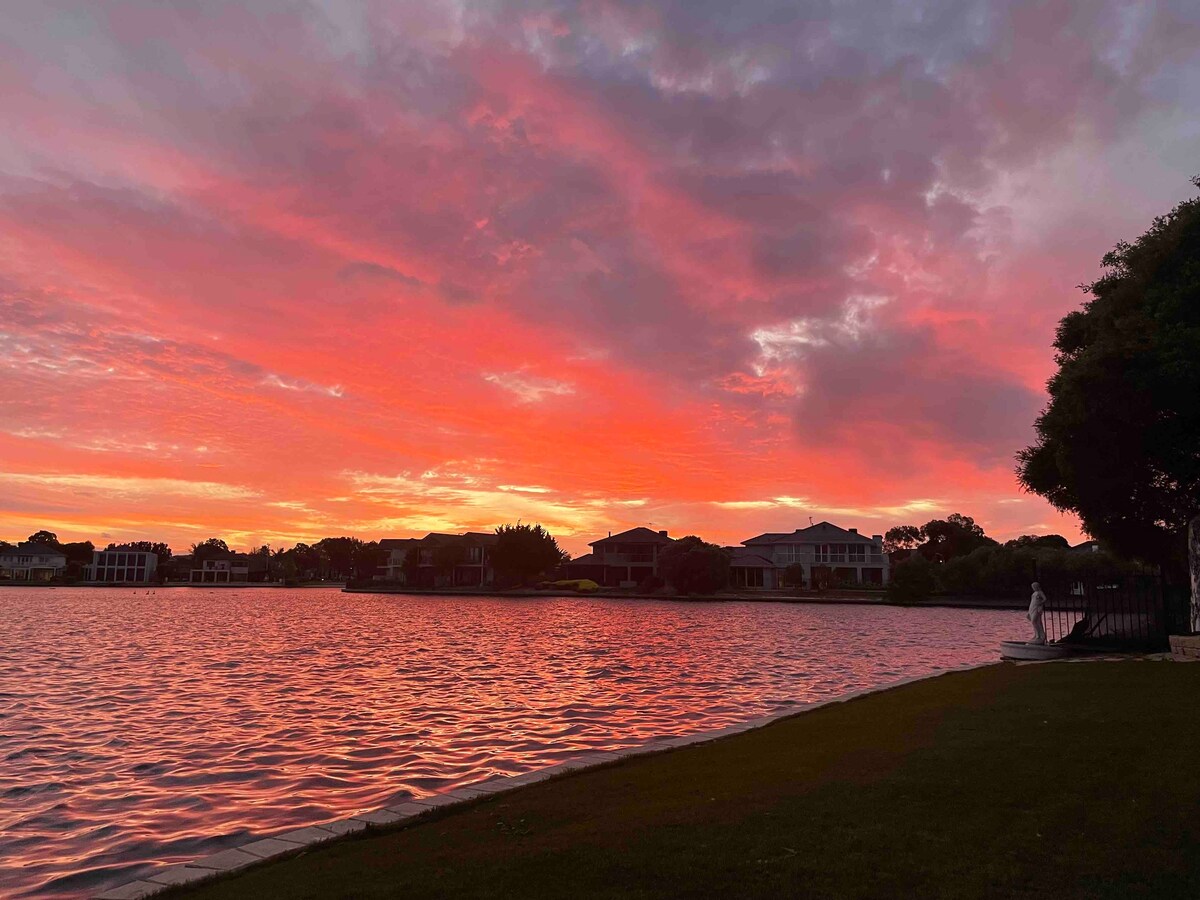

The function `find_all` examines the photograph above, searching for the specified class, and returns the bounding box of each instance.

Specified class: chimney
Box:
[848,528,858,534]
[872,534,883,545]
[659,530,668,537]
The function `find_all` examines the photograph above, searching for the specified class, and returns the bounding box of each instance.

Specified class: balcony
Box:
[597,553,656,565]
[772,552,886,565]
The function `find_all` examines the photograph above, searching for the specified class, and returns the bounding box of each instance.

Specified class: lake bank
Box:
[344,585,1027,610]
[162,658,1200,900]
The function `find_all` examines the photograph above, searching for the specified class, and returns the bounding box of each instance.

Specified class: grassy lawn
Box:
[173,661,1200,899]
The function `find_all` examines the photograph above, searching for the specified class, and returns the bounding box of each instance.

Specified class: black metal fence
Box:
[1038,575,1191,650]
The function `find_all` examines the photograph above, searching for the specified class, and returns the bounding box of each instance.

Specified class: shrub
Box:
[887,555,935,604]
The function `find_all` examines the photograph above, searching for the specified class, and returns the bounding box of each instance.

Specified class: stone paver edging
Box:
[92,660,1009,899]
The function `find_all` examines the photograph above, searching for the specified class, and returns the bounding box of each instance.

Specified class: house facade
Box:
[190,555,251,583]
[88,549,159,583]
[376,538,421,581]
[741,522,889,587]
[0,543,67,581]
[565,527,674,587]
[385,532,498,587]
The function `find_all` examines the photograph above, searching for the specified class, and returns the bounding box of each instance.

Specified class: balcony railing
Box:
[771,552,886,565]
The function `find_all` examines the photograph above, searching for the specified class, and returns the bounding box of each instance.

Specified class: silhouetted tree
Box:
[1004,534,1071,551]
[352,541,387,581]
[314,537,362,580]
[1017,178,1200,571]
[62,541,96,565]
[491,523,569,585]
[27,530,62,550]
[887,555,936,604]
[884,513,996,562]
[190,538,230,564]
[108,541,172,568]
[883,525,922,554]
[659,536,730,595]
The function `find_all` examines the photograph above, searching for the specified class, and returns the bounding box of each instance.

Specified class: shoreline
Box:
[343,586,1027,610]
[92,659,1003,900]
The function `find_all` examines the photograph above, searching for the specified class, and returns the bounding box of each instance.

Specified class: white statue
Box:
[1028,582,1047,645]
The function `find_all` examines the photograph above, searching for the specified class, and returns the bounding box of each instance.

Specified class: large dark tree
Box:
[658,536,730,595]
[491,523,568,585]
[1017,178,1200,571]
[190,538,230,564]
[885,514,996,562]
[27,530,62,549]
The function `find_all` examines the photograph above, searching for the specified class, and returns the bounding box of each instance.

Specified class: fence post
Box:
[1190,514,1200,634]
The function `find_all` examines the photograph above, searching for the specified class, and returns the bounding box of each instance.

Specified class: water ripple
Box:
[0,587,1021,898]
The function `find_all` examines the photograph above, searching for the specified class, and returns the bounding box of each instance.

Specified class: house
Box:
[190,554,251,583]
[396,532,498,588]
[741,522,889,587]
[88,548,159,583]
[0,542,67,582]
[376,538,421,581]
[566,527,674,588]
[728,547,779,589]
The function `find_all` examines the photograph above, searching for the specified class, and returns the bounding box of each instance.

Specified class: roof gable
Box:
[590,527,673,546]
[742,521,876,546]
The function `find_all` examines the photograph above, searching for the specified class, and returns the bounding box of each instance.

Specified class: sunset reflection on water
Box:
[1,588,1022,897]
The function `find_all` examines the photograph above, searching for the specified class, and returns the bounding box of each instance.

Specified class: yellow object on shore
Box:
[546,579,600,593]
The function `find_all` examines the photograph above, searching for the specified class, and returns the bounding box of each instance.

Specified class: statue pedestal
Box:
[999,640,1069,660]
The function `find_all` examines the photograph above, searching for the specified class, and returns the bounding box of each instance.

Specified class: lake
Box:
[0,588,1022,897]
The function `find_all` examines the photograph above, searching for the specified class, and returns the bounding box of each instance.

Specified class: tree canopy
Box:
[491,523,568,585]
[27,530,62,549]
[190,537,230,564]
[884,513,996,561]
[659,536,730,595]
[1017,179,1200,568]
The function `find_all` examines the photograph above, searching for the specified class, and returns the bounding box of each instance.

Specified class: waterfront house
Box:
[88,548,159,583]
[0,542,67,582]
[728,547,779,589]
[398,532,498,588]
[741,522,889,587]
[190,554,251,584]
[566,527,674,588]
[377,538,421,582]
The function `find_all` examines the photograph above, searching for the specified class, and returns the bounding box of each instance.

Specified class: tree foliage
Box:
[108,540,172,566]
[1017,178,1200,568]
[491,523,568,585]
[27,530,62,549]
[885,513,997,562]
[190,537,230,564]
[658,536,730,595]
[887,555,935,604]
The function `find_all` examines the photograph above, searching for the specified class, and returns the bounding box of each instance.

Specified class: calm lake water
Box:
[1,588,1023,898]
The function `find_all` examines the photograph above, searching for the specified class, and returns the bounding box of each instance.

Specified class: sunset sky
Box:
[2,1,1198,556]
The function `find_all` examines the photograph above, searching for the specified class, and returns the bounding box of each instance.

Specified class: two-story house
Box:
[377,538,421,581]
[566,527,674,587]
[88,548,159,583]
[0,542,67,582]
[392,532,498,588]
[190,554,251,583]
[740,522,889,587]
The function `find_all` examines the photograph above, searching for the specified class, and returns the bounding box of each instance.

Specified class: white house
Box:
[190,556,250,583]
[0,542,67,581]
[741,522,889,587]
[88,549,159,583]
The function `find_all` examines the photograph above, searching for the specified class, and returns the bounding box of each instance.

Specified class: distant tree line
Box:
[884,513,1134,604]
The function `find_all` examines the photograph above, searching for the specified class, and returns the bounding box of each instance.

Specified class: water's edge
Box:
[92,660,1001,900]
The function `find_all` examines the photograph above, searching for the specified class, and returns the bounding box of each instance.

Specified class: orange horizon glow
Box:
[3,3,1199,556]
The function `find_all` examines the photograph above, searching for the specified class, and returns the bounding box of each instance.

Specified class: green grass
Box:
[174,661,1200,899]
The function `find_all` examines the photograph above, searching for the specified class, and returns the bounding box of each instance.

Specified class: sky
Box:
[1,1,1198,557]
